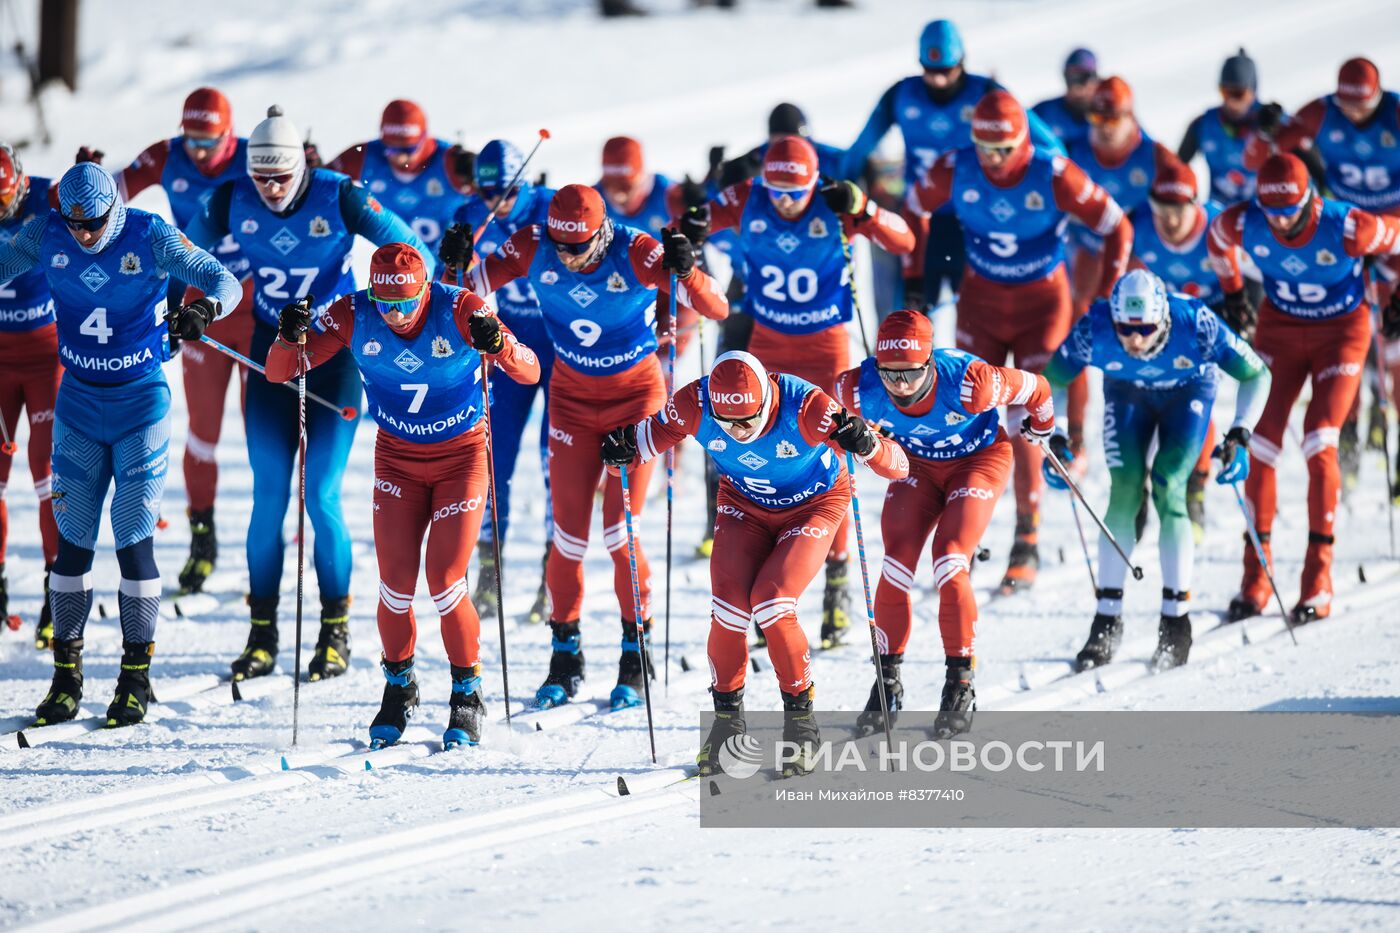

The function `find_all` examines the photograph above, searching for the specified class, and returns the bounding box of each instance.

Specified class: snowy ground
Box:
[3,0,1400,929]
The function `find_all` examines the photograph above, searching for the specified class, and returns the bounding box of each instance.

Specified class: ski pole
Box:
[292,332,308,745]
[0,411,15,455]
[199,335,357,421]
[838,222,873,358]
[845,450,894,751]
[663,271,678,693]
[1043,446,1144,580]
[469,129,551,259]
[617,463,659,764]
[1228,479,1299,647]
[1068,495,1098,594]
[1370,324,1396,559]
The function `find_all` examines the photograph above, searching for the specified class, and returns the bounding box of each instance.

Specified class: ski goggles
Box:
[369,283,426,315]
[877,362,931,387]
[766,183,814,207]
[922,65,961,80]
[712,410,765,432]
[1256,197,1308,218]
[62,207,113,232]
[1087,110,1129,126]
[382,143,419,156]
[973,140,1018,157]
[183,133,226,151]
[251,171,297,187]
[1114,321,1160,337]
[1219,85,1252,101]
[549,232,598,256]
[1064,71,1097,88]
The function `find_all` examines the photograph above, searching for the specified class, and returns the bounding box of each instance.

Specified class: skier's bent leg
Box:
[872,472,939,655]
[424,439,488,668]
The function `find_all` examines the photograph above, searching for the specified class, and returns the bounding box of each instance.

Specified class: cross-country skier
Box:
[601,351,909,776]
[315,98,474,257]
[681,135,914,648]
[907,89,1130,593]
[1209,153,1400,624]
[439,139,555,623]
[110,87,255,594]
[1043,269,1270,670]
[1032,48,1100,149]
[597,136,680,238]
[1177,49,1277,206]
[0,142,60,647]
[0,162,238,726]
[462,184,728,710]
[844,18,1063,312]
[185,105,431,683]
[266,242,539,749]
[831,310,1055,737]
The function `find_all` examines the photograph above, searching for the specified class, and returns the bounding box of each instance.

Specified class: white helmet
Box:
[1109,268,1169,327]
[247,104,306,211]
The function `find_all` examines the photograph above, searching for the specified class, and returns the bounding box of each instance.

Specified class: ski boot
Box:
[610,618,653,710]
[230,597,278,681]
[535,620,585,708]
[1228,531,1273,622]
[34,637,84,725]
[1150,595,1192,671]
[1339,418,1361,496]
[933,662,975,739]
[369,656,419,749]
[1367,397,1387,452]
[855,653,904,737]
[694,535,714,559]
[34,567,53,650]
[780,685,820,778]
[105,641,154,728]
[1075,589,1124,672]
[471,540,498,617]
[997,513,1039,595]
[0,562,15,632]
[177,508,217,594]
[307,596,351,681]
[1291,532,1334,625]
[444,663,486,749]
[696,687,746,777]
[1186,469,1208,544]
[525,542,551,624]
[819,560,851,649]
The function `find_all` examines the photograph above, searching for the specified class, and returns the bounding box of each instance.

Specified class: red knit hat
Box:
[1337,57,1381,106]
[1256,153,1310,211]
[182,87,232,136]
[1091,76,1134,118]
[875,311,934,366]
[548,184,607,244]
[708,351,771,421]
[971,90,1028,146]
[380,99,428,148]
[601,136,644,191]
[1150,158,1198,204]
[368,242,428,301]
[763,136,819,191]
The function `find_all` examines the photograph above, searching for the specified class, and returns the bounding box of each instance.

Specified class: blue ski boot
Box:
[535,621,584,709]
[610,618,653,710]
[369,656,418,750]
[444,664,485,749]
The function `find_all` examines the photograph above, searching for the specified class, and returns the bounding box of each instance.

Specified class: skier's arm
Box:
[1197,305,1270,431]
[1343,207,1400,258]
[183,181,234,250]
[444,144,476,195]
[630,233,729,321]
[326,145,366,180]
[1052,155,1131,297]
[844,84,899,181]
[906,150,956,217]
[840,199,914,254]
[1243,99,1324,171]
[1027,109,1067,157]
[1207,203,1248,293]
[1041,316,1095,433]
[117,140,171,202]
[1176,114,1203,165]
[705,182,752,235]
[149,216,241,318]
[465,227,537,295]
[830,366,863,418]
[264,295,354,382]
[451,288,540,385]
[634,380,705,464]
[798,387,909,480]
[339,178,437,279]
[0,213,44,281]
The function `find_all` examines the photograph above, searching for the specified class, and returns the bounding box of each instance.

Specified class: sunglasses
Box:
[974,141,1017,157]
[1114,322,1160,337]
[1087,110,1128,126]
[1065,72,1097,87]
[714,411,764,431]
[183,134,226,150]
[877,362,931,387]
[1257,199,1307,218]
[766,184,813,205]
[550,233,597,256]
[1148,196,1192,214]
[923,65,960,79]
[370,284,426,316]
[1219,86,1252,101]
[382,143,418,156]
[62,208,112,232]
[252,171,296,187]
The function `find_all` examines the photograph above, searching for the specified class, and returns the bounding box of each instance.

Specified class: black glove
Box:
[680,175,708,210]
[454,148,477,185]
[706,146,726,183]
[661,226,696,277]
[820,179,867,216]
[830,409,877,457]
[903,277,927,312]
[1256,102,1284,137]
[468,311,504,353]
[278,296,314,343]
[601,424,638,467]
[75,146,104,165]
[439,223,475,271]
[679,204,710,247]
[1385,290,1400,340]
[535,171,548,187]
[1217,426,1251,462]
[1221,289,1257,342]
[166,297,219,341]
[303,141,323,169]
[1048,432,1071,461]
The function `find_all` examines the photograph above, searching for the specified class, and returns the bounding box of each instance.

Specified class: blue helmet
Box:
[919,19,964,70]
[58,162,126,253]
[475,139,525,197]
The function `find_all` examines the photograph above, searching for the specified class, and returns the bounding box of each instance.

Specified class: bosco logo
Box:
[948,486,994,501]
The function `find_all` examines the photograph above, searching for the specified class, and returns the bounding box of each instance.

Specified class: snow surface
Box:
[3,0,1400,929]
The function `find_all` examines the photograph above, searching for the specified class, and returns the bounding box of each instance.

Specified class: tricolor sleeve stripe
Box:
[466,265,492,295]
[1009,371,1035,406]
[636,419,659,464]
[1093,197,1124,236]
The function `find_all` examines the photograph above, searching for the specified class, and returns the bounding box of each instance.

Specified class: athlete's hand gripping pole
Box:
[1226,478,1299,647]
[198,334,357,421]
[1042,445,1145,581]
[845,450,895,753]
[617,464,659,764]
[292,324,308,746]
